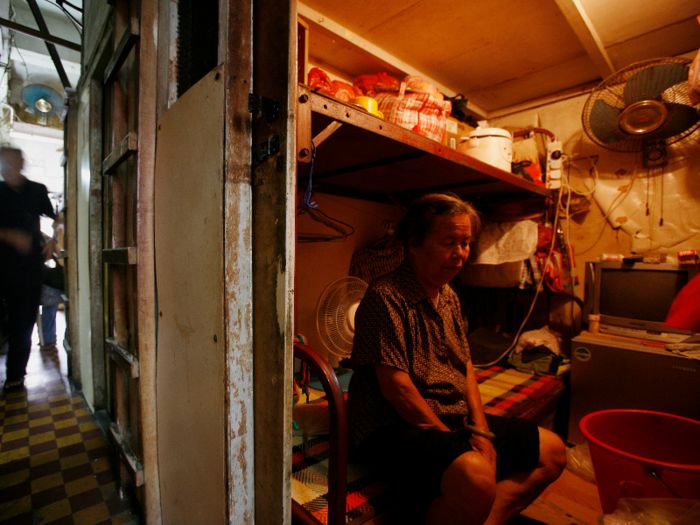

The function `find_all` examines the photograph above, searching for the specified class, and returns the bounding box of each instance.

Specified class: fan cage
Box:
[582,57,700,152]
[316,277,368,357]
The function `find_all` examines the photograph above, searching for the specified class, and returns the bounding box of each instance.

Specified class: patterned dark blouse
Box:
[347,259,472,450]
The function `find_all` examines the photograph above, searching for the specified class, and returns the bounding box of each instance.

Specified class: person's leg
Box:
[41,304,58,347]
[482,427,567,525]
[427,451,496,525]
[5,267,42,384]
[428,417,566,525]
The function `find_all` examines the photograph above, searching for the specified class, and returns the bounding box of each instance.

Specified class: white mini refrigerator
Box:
[568,332,700,444]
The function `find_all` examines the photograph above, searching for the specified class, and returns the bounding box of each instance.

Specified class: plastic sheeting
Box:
[470,219,538,264]
[587,139,700,253]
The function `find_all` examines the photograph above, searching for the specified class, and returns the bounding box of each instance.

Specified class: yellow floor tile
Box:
[64,474,98,497]
[28,402,50,413]
[60,451,89,470]
[31,471,64,493]
[47,384,64,392]
[29,430,56,446]
[0,446,29,464]
[48,393,69,403]
[100,481,117,501]
[74,407,89,417]
[30,448,60,467]
[33,498,72,523]
[72,502,111,525]
[50,404,71,416]
[55,417,78,430]
[85,436,109,451]
[91,457,110,474]
[29,415,53,428]
[4,414,29,425]
[0,469,30,490]
[5,401,28,411]
[112,510,137,525]
[2,428,29,442]
[56,432,83,448]
[79,421,99,432]
[0,494,31,521]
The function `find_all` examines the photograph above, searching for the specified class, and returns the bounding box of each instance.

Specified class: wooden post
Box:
[136,0,162,522]
[222,0,256,522]
[251,0,296,522]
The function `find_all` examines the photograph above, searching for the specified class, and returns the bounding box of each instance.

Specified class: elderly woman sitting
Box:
[347,192,566,525]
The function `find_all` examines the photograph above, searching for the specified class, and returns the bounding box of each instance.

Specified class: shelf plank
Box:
[297,86,552,203]
[109,422,145,487]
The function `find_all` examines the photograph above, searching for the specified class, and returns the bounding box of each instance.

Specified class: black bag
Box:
[43,259,65,291]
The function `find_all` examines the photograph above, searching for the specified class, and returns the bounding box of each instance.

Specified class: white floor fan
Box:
[316,276,368,362]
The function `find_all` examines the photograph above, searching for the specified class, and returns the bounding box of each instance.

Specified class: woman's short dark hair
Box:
[396,192,481,248]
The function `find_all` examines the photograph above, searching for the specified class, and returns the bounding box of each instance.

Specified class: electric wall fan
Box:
[316,276,368,358]
[582,57,700,164]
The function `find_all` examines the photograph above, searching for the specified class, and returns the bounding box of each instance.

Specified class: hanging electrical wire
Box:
[46,0,82,36]
[297,140,355,242]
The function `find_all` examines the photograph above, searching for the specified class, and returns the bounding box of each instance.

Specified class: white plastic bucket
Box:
[458,128,513,172]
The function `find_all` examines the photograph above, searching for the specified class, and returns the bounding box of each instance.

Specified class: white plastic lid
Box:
[464,127,512,139]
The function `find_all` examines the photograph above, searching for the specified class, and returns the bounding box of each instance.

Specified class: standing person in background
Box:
[0,147,56,390]
[40,211,65,351]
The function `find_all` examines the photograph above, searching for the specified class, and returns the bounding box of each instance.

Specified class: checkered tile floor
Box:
[0,314,140,525]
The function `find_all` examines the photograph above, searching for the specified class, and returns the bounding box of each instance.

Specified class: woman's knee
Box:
[538,428,567,479]
[440,451,497,517]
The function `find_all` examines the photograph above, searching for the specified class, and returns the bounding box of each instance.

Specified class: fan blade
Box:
[644,103,700,141]
[623,63,689,105]
[589,100,627,144]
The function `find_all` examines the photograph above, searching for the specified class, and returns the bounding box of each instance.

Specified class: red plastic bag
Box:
[308,67,333,94]
[354,72,400,97]
[331,80,360,102]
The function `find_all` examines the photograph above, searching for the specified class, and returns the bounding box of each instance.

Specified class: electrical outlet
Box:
[546,141,563,189]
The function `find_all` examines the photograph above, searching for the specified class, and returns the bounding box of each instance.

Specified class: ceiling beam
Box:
[0,17,81,52]
[26,0,72,89]
[553,0,616,79]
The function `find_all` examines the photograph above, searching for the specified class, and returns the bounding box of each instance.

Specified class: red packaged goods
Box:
[376,82,452,142]
[353,72,400,97]
[308,67,333,94]
[330,80,360,102]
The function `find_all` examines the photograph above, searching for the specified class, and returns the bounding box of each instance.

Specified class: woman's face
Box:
[409,213,472,292]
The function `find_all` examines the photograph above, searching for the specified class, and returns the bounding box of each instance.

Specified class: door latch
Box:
[248,94,280,123]
[252,135,281,168]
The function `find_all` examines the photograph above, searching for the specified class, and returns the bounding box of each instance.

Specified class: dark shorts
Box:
[356,414,540,502]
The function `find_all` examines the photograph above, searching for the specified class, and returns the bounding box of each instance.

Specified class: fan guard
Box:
[316,276,368,358]
[582,57,700,153]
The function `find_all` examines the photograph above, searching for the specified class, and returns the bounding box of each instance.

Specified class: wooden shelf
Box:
[296,85,552,205]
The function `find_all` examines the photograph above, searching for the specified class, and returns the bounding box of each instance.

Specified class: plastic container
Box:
[457,127,512,172]
[580,409,700,514]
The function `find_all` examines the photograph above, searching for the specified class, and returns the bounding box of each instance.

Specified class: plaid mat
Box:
[291,365,565,524]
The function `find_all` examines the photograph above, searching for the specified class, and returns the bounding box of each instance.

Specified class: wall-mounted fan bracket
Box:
[643,141,667,168]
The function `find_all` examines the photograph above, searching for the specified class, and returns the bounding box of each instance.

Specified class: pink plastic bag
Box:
[376,82,452,142]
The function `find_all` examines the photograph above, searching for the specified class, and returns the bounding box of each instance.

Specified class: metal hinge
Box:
[248,94,280,123]
[252,135,281,168]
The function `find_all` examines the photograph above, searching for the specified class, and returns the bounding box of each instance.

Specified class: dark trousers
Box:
[1,263,42,382]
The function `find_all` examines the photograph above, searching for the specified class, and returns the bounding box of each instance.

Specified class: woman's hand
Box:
[42,238,57,261]
[469,434,497,470]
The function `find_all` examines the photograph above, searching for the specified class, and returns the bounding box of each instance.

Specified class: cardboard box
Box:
[443,117,474,149]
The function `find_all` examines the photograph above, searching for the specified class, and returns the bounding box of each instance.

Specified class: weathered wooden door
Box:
[91,0,159,515]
